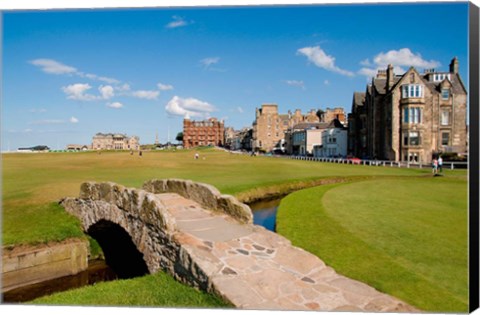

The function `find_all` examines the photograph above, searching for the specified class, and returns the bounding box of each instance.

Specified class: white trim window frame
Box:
[401,84,424,98]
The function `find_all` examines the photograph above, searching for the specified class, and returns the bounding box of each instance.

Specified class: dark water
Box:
[249,198,282,232]
[2,260,117,303]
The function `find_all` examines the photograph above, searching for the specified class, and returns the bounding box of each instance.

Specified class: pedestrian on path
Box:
[432,157,438,175]
[438,156,443,173]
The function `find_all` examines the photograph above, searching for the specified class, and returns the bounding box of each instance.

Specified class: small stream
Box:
[3,259,117,303]
[248,197,283,232]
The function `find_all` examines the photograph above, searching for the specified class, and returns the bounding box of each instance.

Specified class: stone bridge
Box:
[61,179,417,312]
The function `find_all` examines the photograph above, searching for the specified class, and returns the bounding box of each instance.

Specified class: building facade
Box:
[348,57,467,163]
[314,119,348,158]
[183,118,225,149]
[286,122,330,155]
[92,133,140,151]
[252,104,320,152]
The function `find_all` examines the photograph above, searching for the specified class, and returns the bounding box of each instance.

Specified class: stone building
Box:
[252,104,320,152]
[92,133,140,151]
[319,107,348,126]
[348,57,467,163]
[225,127,253,151]
[183,117,225,149]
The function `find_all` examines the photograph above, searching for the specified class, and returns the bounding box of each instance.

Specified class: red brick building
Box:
[183,118,225,149]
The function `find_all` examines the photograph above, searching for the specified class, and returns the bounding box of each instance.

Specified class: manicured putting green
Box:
[276,177,468,312]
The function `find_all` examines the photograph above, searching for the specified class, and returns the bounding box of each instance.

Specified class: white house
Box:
[313,119,348,158]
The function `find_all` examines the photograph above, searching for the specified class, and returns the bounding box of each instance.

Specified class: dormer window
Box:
[441,89,450,100]
[433,73,451,82]
[402,84,424,98]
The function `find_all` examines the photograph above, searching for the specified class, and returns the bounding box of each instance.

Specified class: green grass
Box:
[276,176,468,312]
[29,271,231,308]
[2,149,468,310]
[2,148,432,246]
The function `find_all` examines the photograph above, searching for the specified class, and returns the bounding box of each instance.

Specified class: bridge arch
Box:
[87,219,149,278]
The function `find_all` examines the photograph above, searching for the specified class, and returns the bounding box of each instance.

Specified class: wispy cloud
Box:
[132,90,160,100]
[237,106,244,113]
[70,116,79,123]
[166,16,190,29]
[285,80,306,90]
[107,102,124,109]
[30,119,66,125]
[200,57,220,69]
[29,59,77,75]
[165,96,216,118]
[358,48,441,79]
[158,83,174,91]
[30,58,120,85]
[297,46,354,77]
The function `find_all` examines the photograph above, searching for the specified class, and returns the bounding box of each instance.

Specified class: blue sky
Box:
[1,1,470,150]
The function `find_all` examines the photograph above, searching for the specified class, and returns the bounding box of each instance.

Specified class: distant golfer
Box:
[438,156,443,173]
[195,152,199,160]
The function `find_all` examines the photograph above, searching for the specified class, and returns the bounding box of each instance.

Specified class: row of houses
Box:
[183,58,468,163]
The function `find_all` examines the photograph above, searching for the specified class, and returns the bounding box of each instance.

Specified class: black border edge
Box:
[470,1,480,313]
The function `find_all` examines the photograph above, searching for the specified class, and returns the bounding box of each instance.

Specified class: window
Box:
[401,84,423,98]
[403,107,422,124]
[442,133,449,146]
[441,110,450,125]
[404,131,421,146]
[442,89,450,100]
[433,73,451,82]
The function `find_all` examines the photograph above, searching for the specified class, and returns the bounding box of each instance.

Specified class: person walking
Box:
[432,157,438,175]
[438,155,443,173]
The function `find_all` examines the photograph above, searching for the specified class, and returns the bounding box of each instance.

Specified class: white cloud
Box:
[358,48,440,79]
[115,83,131,92]
[70,116,79,123]
[30,59,77,75]
[373,48,440,69]
[200,57,220,68]
[107,102,124,109]
[165,96,216,118]
[62,83,97,101]
[237,106,244,113]
[158,83,174,91]
[285,80,306,90]
[99,85,115,99]
[132,90,160,100]
[297,46,354,77]
[166,16,189,28]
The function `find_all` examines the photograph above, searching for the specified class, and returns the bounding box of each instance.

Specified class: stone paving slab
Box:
[155,193,420,312]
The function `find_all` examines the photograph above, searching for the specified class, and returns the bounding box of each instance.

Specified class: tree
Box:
[175,132,184,142]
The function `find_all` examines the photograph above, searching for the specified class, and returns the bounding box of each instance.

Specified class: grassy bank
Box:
[276,176,468,312]
[2,148,430,246]
[29,271,231,308]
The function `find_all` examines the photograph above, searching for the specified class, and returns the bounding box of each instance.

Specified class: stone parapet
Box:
[142,178,253,224]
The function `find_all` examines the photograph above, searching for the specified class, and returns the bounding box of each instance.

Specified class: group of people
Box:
[432,156,443,174]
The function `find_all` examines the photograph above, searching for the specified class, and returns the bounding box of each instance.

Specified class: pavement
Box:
[157,192,419,312]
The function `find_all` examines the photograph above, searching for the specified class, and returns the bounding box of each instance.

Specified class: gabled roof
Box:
[292,122,329,130]
[327,119,346,129]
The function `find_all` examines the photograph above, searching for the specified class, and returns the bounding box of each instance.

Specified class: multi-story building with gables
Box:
[348,57,467,163]
[183,117,225,149]
[92,133,140,150]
